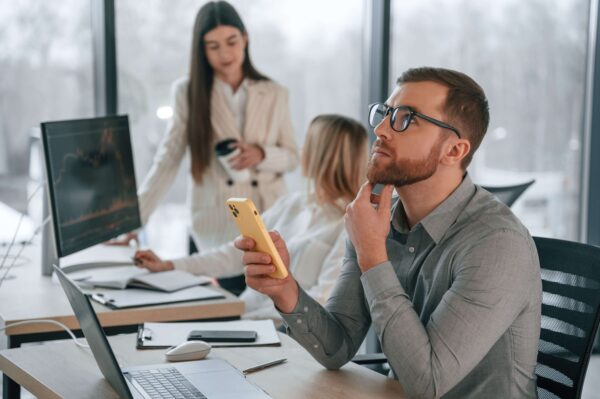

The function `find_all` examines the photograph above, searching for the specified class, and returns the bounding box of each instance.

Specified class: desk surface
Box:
[0,244,244,336]
[0,332,404,399]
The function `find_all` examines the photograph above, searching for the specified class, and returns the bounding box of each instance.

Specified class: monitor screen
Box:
[41,115,141,257]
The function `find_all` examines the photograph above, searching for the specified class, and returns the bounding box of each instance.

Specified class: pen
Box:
[242,358,287,375]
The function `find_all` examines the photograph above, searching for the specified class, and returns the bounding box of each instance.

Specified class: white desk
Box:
[0,243,244,398]
[0,333,405,398]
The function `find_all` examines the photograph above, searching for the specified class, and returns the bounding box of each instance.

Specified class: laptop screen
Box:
[54,265,133,399]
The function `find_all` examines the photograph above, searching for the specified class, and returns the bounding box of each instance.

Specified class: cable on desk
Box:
[0,215,50,288]
[0,181,44,277]
[0,319,89,348]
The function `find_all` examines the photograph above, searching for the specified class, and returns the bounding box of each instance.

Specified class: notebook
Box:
[69,266,212,292]
[90,285,225,309]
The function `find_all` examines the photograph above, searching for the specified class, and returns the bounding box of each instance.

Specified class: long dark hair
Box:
[188,1,268,182]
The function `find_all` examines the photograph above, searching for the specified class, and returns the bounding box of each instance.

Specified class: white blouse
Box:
[171,192,347,321]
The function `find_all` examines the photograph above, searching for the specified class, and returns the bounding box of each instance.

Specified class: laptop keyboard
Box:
[126,368,207,399]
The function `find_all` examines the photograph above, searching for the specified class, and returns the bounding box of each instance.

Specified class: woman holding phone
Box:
[134,115,368,321]
[129,1,298,251]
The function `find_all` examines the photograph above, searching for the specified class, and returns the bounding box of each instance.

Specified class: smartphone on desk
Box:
[226,198,288,279]
[188,330,258,343]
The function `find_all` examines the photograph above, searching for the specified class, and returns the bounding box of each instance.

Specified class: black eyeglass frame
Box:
[368,103,462,138]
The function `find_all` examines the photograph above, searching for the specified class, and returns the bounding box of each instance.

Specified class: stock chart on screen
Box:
[41,116,141,256]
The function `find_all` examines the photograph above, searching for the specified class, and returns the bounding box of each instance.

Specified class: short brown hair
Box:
[397,67,489,168]
[302,115,368,209]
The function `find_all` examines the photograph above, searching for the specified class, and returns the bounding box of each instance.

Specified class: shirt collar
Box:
[214,77,249,96]
[391,174,476,244]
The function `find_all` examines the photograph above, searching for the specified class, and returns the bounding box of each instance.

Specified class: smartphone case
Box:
[226,198,288,279]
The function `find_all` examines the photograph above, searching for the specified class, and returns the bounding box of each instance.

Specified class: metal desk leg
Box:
[3,336,20,399]
[3,374,20,399]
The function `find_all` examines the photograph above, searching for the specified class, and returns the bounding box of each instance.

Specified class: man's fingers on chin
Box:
[370,193,381,204]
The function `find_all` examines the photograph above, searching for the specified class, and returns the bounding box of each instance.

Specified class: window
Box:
[0,1,93,213]
[116,0,364,199]
[390,0,589,240]
[116,0,364,255]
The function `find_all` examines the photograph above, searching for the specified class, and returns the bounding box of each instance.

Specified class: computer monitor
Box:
[41,115,141,258]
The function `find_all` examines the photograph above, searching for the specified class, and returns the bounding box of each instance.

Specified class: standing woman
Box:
[137,1,299,251]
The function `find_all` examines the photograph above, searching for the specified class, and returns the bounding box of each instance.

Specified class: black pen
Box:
[242,358,287,375]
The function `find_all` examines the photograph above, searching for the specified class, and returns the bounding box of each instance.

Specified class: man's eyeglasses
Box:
[368,103,461,138]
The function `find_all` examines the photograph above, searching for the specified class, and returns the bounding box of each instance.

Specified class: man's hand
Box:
[229,141,265,170]
[234,231,299,313]
[345,183,394,272]
[133,249,174,272]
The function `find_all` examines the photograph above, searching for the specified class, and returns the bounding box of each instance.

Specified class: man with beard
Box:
[234,67,541,399]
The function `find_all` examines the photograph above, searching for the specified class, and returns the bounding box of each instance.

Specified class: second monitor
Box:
[41,115,141,258]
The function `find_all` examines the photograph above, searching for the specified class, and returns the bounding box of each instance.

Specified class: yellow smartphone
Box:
[226,198,288,279]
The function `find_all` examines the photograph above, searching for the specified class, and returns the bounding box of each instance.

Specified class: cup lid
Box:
[215,138,238,156]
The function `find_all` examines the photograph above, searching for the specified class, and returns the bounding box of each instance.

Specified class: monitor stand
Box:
[41,182,57,276]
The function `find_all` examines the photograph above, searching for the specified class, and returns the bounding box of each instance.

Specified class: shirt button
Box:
[296,319,302,324]
[303,307,309,313]
[408,246,415,253]
[313,344,319,349]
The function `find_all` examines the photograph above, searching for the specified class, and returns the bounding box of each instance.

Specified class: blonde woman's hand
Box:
[133,249,174,273]
[228,141,265,170]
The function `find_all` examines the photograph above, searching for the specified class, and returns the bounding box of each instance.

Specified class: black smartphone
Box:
[187,330,258,343]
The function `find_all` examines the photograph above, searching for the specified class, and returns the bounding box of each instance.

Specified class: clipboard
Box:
[136,320,282,349]
[89,285,225,309]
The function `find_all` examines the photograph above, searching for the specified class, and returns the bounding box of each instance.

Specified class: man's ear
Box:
[440,138,471,167]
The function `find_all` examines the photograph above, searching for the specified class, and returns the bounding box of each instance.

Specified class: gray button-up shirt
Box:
[280,175,542,398]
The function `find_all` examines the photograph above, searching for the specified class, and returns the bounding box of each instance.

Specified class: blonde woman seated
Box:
[134,114,368,320]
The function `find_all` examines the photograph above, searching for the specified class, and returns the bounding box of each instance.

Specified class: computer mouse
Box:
[165,340,212,362]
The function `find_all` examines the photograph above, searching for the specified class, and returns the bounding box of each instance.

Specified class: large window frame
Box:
[584,0,600,246]
[92,0,599,245]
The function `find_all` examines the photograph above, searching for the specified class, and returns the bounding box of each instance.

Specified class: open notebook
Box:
[68,266,212,293]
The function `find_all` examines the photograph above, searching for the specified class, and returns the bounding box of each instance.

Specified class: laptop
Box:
[54,265,271,399]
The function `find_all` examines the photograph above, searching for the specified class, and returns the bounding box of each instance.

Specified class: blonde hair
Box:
[302,114,369,210]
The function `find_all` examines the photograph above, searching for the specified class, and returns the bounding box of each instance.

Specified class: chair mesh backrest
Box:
[534,236,600,399]
[481,179,535,207]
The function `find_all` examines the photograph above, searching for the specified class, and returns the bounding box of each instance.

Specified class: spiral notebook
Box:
[70,266,212,292]
[89,285,225,309]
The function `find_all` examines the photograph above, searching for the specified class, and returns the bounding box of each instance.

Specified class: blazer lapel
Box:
[210,83,241,141]
[244,81,267,142]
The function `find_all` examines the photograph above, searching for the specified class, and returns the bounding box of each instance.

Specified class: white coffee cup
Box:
[215,139,251,183]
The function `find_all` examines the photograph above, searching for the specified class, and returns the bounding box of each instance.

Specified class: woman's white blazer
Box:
[137,77,299,250]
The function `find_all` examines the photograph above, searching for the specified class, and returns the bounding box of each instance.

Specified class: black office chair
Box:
[534,236,600,399]
[352,236,600,399]
[480,179,535,207]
